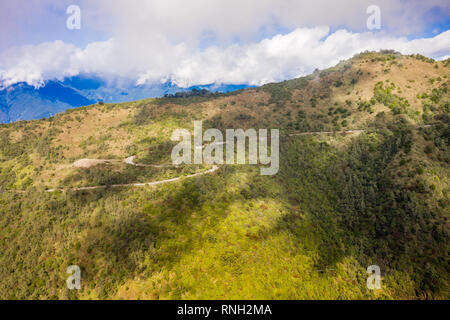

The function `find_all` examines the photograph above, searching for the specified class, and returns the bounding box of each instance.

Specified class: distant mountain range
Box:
[0,75,252,123]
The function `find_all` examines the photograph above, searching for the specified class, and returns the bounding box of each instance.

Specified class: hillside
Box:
[0,51,448,299]
[0,76,252,123]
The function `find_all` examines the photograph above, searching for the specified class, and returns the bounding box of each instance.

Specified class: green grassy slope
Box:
[0,51,448,299]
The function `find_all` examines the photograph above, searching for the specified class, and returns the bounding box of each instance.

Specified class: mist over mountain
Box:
[0,75,252,123]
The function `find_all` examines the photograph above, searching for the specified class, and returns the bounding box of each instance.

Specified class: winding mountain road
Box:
[7,125,436,193]
[124,156,173,168]
[288,129,365,136]
[45,164,218,192]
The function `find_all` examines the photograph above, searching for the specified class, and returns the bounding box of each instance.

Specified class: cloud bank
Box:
[1,27,449,88]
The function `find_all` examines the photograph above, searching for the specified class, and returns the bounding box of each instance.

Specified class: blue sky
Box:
[419,6,450,38]
[0,0,449,88]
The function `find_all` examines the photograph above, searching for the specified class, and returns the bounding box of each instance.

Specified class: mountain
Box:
[0,75,253,123]
[0,81,94,123]
[0,51,448,299]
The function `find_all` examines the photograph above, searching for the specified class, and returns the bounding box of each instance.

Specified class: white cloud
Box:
[0,41,81,87]
[168,28,450,86]
[1,28,449,88]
